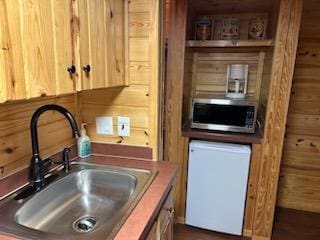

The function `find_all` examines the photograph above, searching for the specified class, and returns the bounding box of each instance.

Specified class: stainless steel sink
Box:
[0,162,157,240]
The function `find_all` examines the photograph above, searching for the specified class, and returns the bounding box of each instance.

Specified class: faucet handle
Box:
[62,148,70,173]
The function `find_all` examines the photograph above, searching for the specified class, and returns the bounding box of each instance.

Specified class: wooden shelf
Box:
[182,120,263,144]
[186,39,274,48]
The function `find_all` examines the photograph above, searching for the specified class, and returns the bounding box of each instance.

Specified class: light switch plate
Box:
[117,116,130,137]
[96,116,113,135]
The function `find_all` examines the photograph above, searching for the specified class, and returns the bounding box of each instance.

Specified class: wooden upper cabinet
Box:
[0,0,75,102]
[77,0,126,90]
[51,0,76,95]
[0,0,26,103]
[0,0,11,103]
[19,0,57,98]
[0,0,127,103]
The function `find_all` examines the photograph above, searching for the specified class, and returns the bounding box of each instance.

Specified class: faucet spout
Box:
[30,104,79,190]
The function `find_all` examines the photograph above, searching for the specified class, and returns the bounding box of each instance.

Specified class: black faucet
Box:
[30,104,80,191]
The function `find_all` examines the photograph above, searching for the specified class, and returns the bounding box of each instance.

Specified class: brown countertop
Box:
[182,120,263,144]
[0,155,178,240]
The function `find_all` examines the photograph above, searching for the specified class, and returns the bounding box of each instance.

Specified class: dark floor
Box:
[174,207,320,240]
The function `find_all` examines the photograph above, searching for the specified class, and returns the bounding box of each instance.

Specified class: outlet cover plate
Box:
[117,116,130,137]
[96,116,113,135]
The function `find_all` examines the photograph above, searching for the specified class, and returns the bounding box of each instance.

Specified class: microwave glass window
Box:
[193,103,254,127]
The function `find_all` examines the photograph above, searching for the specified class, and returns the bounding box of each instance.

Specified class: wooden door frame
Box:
[252,0,303,239]
[163,0,189,219]
[163,0,303,239]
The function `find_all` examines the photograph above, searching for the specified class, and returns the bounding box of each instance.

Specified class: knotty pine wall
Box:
[277,0,320,213]
[192,50,264,98]
[0,0,161,179]
[182,48,193,124]
[80,0,160,159]
[0,95,77,179]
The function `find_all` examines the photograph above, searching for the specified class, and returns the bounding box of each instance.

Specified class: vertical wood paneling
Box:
[258,47,274,129]
[277,0,320,213]
[0,0,12,103]
[80,0,159,157]
[76,0,126,90]
[52,0,75,95]
[1,0,29,102]
[243,144,262,237]
[182,48,194,124]
[193,52,262,97]
[88,0,108,88]
[148,0,160,158]
[164,0,189,220]
[77,0,91,90]
[252,0,302,239]
[2,0,75,101]
[113,0,126,86]
[20,0,57,98]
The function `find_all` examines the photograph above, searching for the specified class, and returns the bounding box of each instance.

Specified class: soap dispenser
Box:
[77,123,91,158]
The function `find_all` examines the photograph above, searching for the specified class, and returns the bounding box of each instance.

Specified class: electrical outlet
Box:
[117,116,130,137]
[96,116,113,135]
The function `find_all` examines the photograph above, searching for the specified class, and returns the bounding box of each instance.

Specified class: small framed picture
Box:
[194,17,214,40]
[248,17,268,40]
[221,18,240,40]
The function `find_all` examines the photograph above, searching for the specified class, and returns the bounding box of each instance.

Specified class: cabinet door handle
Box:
[67,65,76,74]
[83,65,91,73]
[165,207,174,217]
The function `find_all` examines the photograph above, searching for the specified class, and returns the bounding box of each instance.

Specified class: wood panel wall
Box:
[192,50,264,98]
[0,95,78,179]
[257,48,273,129]
[252,0,302,238]
[79,0,160,159]
[182,48,193,124]
[164,0,189,221]
[277,0,320,213]
[0,0,161,180]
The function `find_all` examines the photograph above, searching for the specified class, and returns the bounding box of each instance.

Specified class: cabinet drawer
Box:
[158,189,174,233]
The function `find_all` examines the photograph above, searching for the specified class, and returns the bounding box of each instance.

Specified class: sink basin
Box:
[16,169,136,234]
[0,162,157,240]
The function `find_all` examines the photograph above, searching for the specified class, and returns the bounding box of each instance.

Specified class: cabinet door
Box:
[51,0,76,95]
[146,221,158,240]
[158,190,174,240]
[0,0,12,103]
[160,212,174,240]
[0,0,27,102]
[2,0,75,101]
[109,0,126,87]
[78,0,126,90]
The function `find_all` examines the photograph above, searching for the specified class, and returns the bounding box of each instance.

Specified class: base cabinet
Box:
[146,189,174,240]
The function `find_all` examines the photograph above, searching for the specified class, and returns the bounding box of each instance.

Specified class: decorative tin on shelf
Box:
[221,18,240,40]
[194,17,213,40]
[248,17,268,40]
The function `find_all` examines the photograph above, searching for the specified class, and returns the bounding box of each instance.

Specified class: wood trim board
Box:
[252,0,303,238]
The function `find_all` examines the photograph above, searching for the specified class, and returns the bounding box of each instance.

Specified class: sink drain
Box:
[73,216,97,233]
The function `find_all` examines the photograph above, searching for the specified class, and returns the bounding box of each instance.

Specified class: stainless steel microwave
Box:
[191,95,258,133]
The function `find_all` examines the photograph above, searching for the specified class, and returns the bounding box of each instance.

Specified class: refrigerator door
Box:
[185,140,251,235]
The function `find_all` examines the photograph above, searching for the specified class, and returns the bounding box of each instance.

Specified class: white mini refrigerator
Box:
[185,140,251,235]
